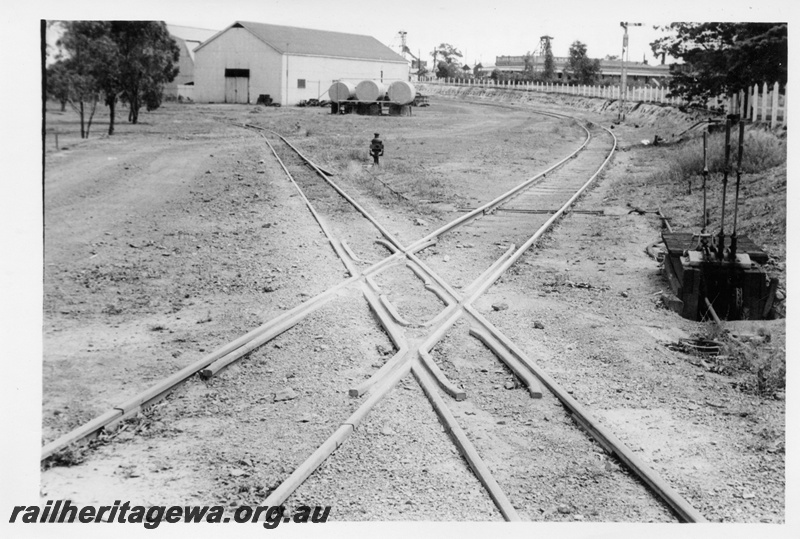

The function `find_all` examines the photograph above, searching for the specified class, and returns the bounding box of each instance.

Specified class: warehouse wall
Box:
[194,27,282,104]
[285,55,408,104]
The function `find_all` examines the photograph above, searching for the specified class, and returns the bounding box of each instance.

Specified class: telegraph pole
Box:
[618,22,642,122]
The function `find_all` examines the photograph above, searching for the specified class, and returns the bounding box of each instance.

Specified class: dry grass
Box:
[651,127,786,186]
[304,133,454,214]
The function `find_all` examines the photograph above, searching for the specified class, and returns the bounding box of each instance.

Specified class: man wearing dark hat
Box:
[370,133,384,165]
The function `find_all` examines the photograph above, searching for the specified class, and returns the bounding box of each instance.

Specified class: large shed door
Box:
[224,68,250,104]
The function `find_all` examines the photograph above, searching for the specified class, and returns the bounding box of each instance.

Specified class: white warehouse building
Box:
[193,21,409,105]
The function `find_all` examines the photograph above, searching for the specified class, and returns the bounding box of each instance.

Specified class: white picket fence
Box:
[732,82,788,128]
[419,76,787,128]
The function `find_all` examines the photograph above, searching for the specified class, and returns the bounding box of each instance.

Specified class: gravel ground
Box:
[29,90,789,536]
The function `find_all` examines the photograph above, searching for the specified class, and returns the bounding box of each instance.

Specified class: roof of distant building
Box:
[167,24,218,45]
[196,21,407,64]
[167,24,218,61]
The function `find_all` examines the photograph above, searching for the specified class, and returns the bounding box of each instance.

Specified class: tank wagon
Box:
[328,80,423,116]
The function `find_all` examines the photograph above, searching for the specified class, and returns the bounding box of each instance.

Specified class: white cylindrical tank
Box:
[355,80,387,102]
[328,81,357,101]
[388,81,416,105]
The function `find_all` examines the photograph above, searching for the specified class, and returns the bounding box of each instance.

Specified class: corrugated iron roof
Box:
[197,21,407,64]
[167,24,218,46]
[168,25,220,62]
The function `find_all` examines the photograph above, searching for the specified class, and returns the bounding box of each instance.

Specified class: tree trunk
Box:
[127,92,139,124]
[107,96,116,136]
[60,100,67,112]
[86,96,98,138]
[131,95,140,124]
[79,101,86,138]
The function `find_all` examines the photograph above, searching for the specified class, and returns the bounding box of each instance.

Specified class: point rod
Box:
[702,130,709,233]
[731,121,746,253]
[718,119,732,259]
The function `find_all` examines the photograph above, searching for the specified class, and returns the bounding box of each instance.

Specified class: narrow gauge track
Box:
[42,109,706,522]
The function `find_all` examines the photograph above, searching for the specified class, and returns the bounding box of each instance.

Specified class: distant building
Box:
[193,21,409,105]
[166,25,218,100]
[480,55,671,85]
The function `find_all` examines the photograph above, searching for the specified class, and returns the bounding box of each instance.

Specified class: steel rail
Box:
[463,303,708,523]
[260,357,414,510]
[261,133,358,276]
[418,350,467,401]
[41,126,413,459]
[244,117,707,522]
[261,299,468,511]
[256,126,406,252]
[411,359,520,521]
[464,123,617,303]
[404,116,592,253]
[44,112,567,459]
[47,111,704,523]
[469,326,544,398]
[200,131,418,380]
[40,278,355,459]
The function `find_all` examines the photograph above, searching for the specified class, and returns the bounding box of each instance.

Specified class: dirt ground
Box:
[31,87,788,528]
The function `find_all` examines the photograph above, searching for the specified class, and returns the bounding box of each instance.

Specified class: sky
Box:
[36,0,794,67]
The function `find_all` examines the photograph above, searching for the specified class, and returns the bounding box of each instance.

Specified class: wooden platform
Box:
[661,232,769,265]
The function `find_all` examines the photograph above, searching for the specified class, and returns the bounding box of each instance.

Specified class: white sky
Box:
[37,0,793,66]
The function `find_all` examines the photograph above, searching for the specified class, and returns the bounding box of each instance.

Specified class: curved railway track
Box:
[42,109,706,522]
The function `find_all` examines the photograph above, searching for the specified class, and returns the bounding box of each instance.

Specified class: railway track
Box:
[42,109,707,522]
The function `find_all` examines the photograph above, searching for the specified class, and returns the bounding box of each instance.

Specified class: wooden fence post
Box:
[771,81,780,129]
[782,87,787,127]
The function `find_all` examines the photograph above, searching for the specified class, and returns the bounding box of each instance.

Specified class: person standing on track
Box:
[370,133,384,166]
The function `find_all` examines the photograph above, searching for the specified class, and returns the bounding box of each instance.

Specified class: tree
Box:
[53,20,179,136]
[436,60,461,79]
[433,43,463,77]
[523,51,535,80]
[566,41,601,85]
[542,39,555,82]
[110,21,180,126]
[650,23,787,105]
[53,21,115,138]
[45,61,71,111]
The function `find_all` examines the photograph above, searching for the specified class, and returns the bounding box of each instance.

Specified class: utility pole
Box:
[618,22,642,122]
